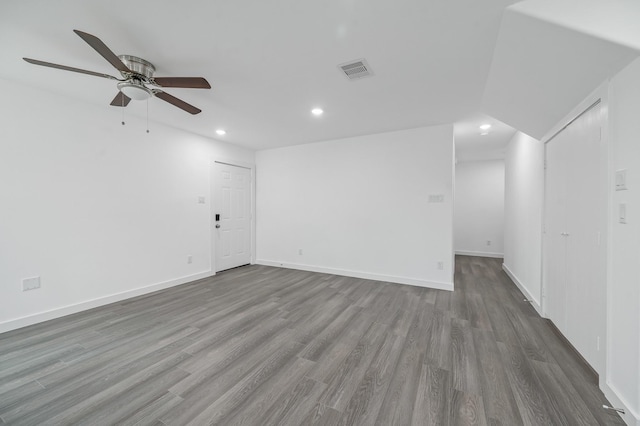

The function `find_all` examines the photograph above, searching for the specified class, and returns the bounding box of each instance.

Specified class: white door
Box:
[543,102,606,373]
[213,162,252,272]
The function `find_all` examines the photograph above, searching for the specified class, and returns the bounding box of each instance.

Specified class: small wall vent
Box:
[338,58,373,80]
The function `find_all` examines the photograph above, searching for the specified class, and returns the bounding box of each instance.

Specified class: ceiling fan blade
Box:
[154,91,202,115]
[23,57,119,80]
[110,91,131,107]
[73,29,131,73]
[152,77,211,89]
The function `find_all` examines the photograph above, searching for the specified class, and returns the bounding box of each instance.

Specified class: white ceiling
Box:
[1,0,638,152]
[1,0,517,150]
[510,0,640,51]
[483,3,638,140]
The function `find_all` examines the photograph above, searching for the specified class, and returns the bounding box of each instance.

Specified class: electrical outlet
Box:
[298,249,303,255]
[486,240,491,246]
[437,261,444,270]
[187,255,193,264]
[198,196,206,204]
[22,276,41,291]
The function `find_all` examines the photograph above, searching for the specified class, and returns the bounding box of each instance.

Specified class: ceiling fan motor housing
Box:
[118,55,155,79]
[116,55,155,100]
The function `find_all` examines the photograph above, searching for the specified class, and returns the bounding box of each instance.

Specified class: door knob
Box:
[215,224,220,229]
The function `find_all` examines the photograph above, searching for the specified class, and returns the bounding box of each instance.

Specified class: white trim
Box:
[256,259,454,291]
[605,79,616,424]
[0,270,215,334]
[602,382,640,426]
[451,139,457,286]
[455,250,504,258]
[213,157,255,170]
[502,263,543,316]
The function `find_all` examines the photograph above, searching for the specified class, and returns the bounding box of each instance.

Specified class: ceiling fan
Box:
[23,29,211,115]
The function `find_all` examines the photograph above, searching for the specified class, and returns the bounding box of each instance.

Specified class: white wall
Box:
[0,79,254,333]
[255,125,455,290]
[454,160,505,257]
[605,56,640,426]
[503,131,544,312]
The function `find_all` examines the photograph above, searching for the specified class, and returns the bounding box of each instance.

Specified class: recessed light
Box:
[216,129,226,136]
[311,108,323,116]
[479,124,492,130]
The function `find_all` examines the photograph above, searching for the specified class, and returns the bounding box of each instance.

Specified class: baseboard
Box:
[255,259,454,291]
[455,250,504,258]
[502,263,543,316]
[546,319,598,384]
[0,270,216,334]
[602,382,640,426]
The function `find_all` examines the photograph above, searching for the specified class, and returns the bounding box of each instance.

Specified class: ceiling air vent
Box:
[338,58,373,80]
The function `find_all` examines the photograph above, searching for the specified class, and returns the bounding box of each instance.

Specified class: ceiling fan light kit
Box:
[118,81,153,101]
[23,29,211,116]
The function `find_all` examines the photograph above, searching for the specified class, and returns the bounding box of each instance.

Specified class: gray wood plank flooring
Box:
[0,256,625,425]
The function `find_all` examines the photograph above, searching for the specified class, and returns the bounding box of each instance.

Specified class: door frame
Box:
[210,158,256,274]
[540,82,609,378]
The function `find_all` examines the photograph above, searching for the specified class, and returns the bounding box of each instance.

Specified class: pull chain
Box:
[146,99,150,133]
[121,94,125,125]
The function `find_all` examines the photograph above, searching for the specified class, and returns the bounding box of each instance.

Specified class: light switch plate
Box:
[615,170,627,191]
[22,276,41,291]
[619,203,627,224]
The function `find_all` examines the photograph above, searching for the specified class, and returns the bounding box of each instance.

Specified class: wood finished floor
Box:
[0,256,624,425]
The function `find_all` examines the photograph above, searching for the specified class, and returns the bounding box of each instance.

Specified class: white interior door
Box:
[543,102,606,373]
[214,162,252,272]
[564,104,605,371]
